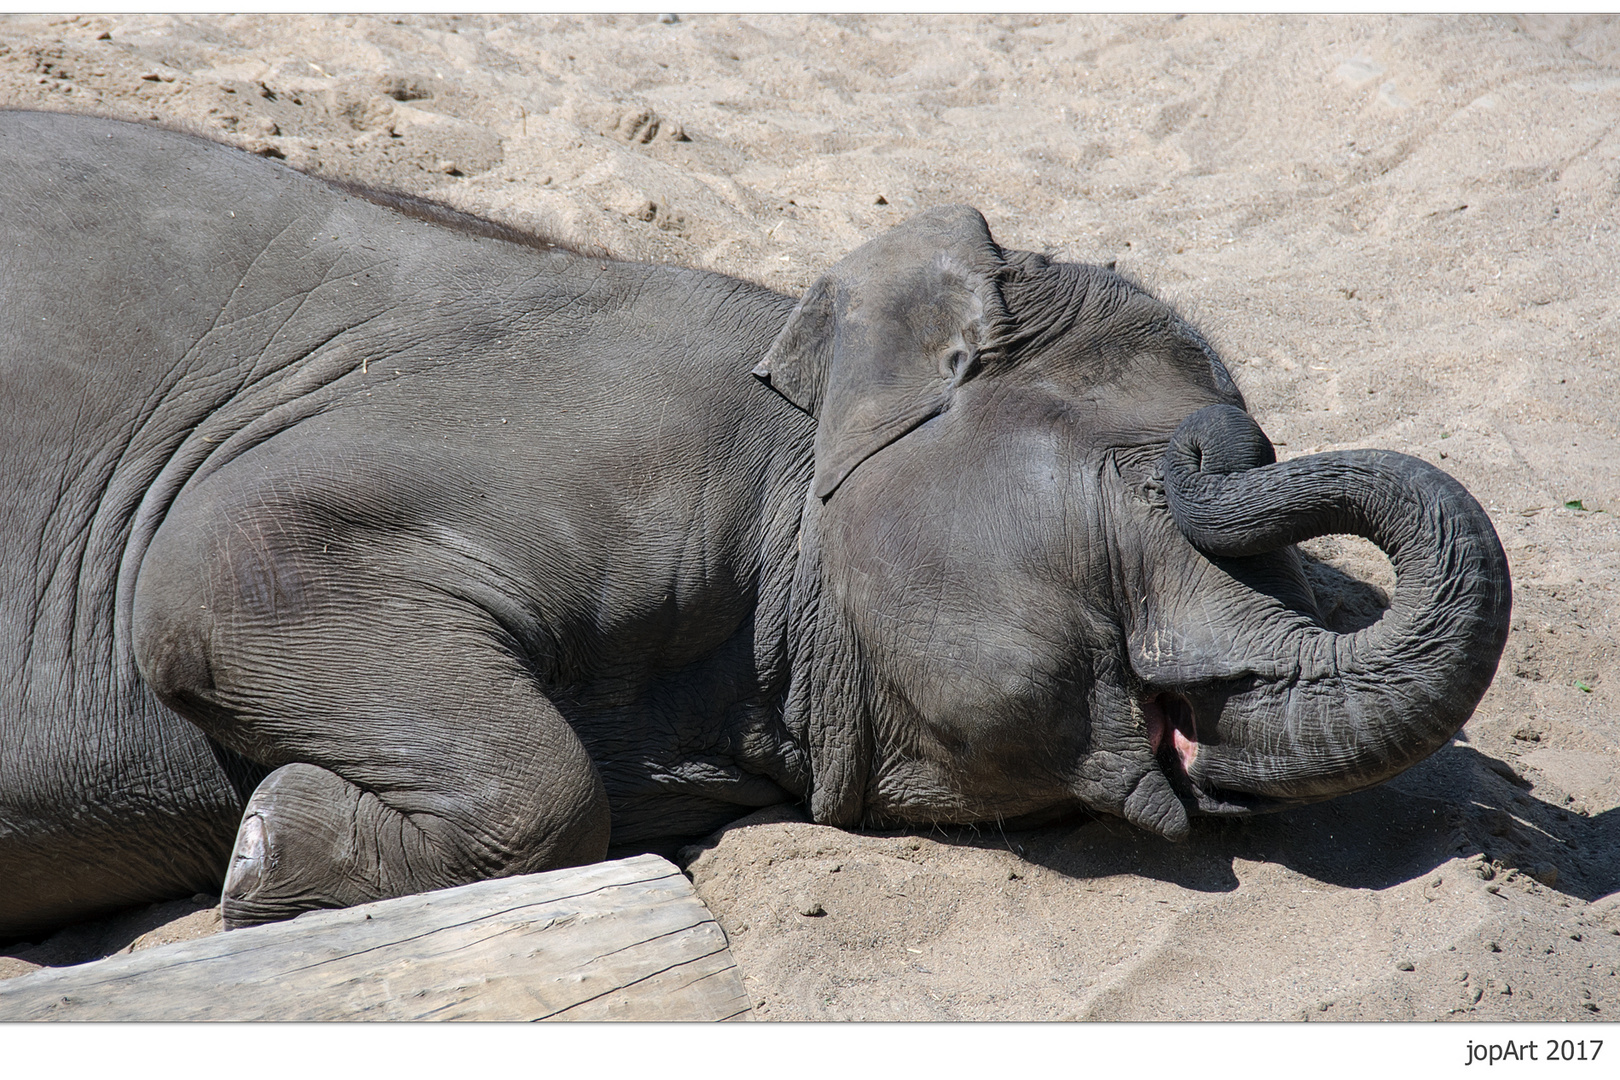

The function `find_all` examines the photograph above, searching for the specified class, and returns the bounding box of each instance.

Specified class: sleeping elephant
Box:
[0,110,1510,938]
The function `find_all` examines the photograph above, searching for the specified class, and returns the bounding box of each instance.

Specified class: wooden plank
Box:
[0,854,751,1021]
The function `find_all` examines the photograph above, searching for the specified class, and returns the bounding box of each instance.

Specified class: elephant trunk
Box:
[1162,404,1511,801]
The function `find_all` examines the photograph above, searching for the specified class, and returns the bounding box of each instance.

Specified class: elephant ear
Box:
[753,205,1012,500]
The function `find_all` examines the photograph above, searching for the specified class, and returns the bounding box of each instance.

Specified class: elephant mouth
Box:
[1142,689,1278,817]
[1144,691,1198,778]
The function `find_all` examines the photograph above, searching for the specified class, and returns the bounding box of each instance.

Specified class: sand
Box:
[1,13,1617,1021]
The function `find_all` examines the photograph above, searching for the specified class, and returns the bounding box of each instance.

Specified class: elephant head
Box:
[755,206,1511,840]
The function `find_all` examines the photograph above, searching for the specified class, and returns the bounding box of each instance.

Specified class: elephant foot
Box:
[221,763,459,929]
[221,812,269,912]
[221,753,611,929]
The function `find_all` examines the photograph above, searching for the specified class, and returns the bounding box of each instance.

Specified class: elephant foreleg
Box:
[133,508,610,927]
[200,643,608,928]
[222,706,607,928]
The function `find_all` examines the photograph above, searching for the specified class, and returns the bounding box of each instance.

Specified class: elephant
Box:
[0,110,1511,939]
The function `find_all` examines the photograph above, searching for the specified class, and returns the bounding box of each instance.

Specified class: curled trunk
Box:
[1163,404,1511,800]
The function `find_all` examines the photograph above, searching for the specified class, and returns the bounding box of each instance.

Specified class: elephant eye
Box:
[942,347,976,385]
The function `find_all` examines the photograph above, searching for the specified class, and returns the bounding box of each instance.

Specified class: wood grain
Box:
[0,854,751,1021]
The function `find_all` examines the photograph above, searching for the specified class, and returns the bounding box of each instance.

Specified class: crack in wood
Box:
[534,942,737,1020]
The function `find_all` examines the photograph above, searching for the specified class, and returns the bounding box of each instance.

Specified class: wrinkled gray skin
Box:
[0,112,1510,939]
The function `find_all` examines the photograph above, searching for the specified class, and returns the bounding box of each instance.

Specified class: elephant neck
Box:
[766,477,879,828]
[732,449,819,800]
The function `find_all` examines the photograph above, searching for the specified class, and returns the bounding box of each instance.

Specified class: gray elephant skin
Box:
[0,111,1510,939]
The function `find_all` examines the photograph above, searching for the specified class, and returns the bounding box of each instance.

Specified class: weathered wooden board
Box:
[0,854,750,1021]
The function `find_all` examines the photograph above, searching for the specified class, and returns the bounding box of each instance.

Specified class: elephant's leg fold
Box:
[208,656,610,927]
[221,744,608,928]
[137,561,611,924]
[224,760,596,928]
[217,682,610,928]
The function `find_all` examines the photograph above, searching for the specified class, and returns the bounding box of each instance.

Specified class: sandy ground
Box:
[1,13,1618,1021]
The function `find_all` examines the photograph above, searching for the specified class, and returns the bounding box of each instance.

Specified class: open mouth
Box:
[1142,689,1280,816]
[1143,690,1198,779]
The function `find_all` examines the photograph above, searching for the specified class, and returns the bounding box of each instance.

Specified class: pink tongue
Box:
[1172,725,1198,771]
[1146,693,1199,774]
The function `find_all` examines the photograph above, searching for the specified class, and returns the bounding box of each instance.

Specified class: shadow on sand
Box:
[922,741,1619,903]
